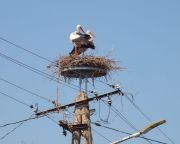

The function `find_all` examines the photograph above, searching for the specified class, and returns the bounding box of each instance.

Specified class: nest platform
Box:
[48,55,120,79]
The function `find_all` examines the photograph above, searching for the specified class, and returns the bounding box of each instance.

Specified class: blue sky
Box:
[0,0,179,144]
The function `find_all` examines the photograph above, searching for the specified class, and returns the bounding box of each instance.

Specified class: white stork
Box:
[69,25,95,56]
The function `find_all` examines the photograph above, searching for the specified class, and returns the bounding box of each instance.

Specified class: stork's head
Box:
[76,24,85,33]
[86,30,95,38]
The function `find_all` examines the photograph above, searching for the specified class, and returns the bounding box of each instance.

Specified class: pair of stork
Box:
[69,25,95,56]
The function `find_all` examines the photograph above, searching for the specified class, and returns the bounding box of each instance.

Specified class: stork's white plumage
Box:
[86,30,95,41]
[69,25,96,56]
[69,25,86,42]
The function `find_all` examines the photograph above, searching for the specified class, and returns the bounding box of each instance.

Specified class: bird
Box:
[69,24,86,42]
[69,25,95,56]
[83,30,95,49]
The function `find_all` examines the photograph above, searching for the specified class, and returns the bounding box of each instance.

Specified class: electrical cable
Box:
[98,80,175,144]
[91,127,112,143]
[0,121,24,140]
[46,114,59,125]
[0,116,38,128]
[0,37,103,96]
[0,114,37,141]
[0,52,91,93]
[124,92,175,144]
[0,52,52,79]
[0,36,122,97]
[0,36,54,63]
[102,101,152,144]
[107,102,138,132]
[0,91,30,108]
[0,36,104,96]
[98,100,111,123]
[0,36,171,143]
[0,36,97,95]
[92,122,167,144]
[0,77,52,103]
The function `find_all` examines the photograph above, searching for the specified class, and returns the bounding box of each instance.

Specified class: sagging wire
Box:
[0,91,30,108]
[0,90,45,120]
[100,94,152,144]
[106,82,173,144]
[98,98,111,124]
[98,81,175,144]
[107,103,153,144]
[90,88,122,124]
[100,83,170,144]
[52,77,61,108]
[0,36,97,97]
[0,77,53,103]
[91,127,112,143]
[0,122,24,141]
[123,92,175,144]
[0,52,93,94]
[0,111,59,141]
[0,36,97,95]
[92,122,167,144]
[45,114,59,125]
[0,116,38,128]
[0,114,35,141]
[0,36,54,64]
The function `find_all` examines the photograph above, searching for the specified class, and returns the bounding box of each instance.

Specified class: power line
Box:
[91,127,112,143]
[0,122,24,140]
[0,116,38,128]
[0,77,52,103]
[0,52,92,93]
[0,91,30,108]
[0,36,103,95]
[103,100,137,132]
[0,36,54,63]
[0,114,59,141]
[99,80,175,144]
[0,36,86,92]
[124,92,175,144]
[111,105,152,144]
[0,52,53,79]
[0,115,36,141]
[0,35,116,90]
[102,101,152,144]
[0,37,101,95]
[0,36,94,93]
[46,114,59,125]
[92,122,167,144]
[0,36,173,143]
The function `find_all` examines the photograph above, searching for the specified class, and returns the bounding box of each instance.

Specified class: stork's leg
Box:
[73,42,78,55]
[75,46,77,55]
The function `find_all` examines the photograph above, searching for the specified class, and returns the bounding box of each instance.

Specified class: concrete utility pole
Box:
[72,92,92,144]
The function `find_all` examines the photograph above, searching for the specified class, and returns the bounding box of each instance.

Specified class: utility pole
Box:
[45,50,122,143]
[36,89,122,117]
[72,92,92,144]
[36,89,123,144]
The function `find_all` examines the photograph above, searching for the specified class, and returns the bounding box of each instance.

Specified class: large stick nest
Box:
[48,55,120,79]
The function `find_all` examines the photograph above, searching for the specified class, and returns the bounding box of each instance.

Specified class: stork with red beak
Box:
[69,25,95,56]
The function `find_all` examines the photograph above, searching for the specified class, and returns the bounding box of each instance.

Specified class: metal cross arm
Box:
[35,89,122,117]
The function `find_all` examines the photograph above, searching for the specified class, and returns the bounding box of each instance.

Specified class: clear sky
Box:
[0,0,179,144]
